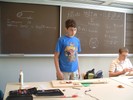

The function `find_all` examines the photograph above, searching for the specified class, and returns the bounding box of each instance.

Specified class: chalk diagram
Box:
[16,11,34,20]
[89,38,99,49]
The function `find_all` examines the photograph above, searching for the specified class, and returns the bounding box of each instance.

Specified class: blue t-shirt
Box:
[55,35,81,72]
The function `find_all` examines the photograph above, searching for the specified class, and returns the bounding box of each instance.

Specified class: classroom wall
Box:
[0,57,133,92]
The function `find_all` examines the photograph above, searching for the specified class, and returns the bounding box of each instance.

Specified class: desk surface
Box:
[111,76,133,88]
[4,77,133,100]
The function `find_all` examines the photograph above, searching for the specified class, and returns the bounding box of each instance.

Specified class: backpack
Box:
[84,69,103,79]
[94,70,103,78]
[84,68,95,79]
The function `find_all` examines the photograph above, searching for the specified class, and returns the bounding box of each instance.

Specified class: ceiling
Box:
[52,0,133,9]
[0,0,133,10]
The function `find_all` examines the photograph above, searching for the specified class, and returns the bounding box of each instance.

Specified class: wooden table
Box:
[4,77,133,100]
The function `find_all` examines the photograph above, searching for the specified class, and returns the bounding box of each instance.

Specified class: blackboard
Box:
[0,2,130,54]
[62,7,125,54]
[0,2,60,54]
[126,14,133,53]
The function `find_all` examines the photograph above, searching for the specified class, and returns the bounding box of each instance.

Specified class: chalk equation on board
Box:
[67,11,80,18]
[89,38,99,49]
[104,33,118,47]
[62,7,124,53]
[67,9,124,20]
[6,9,57,30]
[16,11,34,20]
[104,40,118,47]
[7,19,57,30]
[77,24,98,33]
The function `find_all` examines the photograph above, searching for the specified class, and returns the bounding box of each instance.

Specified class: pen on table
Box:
[72,87,81,90]
[62,94,78,98]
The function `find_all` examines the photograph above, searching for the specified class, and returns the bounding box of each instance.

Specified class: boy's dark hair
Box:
[119,47,129,54]
[65,19,76,29]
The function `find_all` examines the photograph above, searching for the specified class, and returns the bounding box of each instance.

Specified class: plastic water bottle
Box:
[19,70,24,86]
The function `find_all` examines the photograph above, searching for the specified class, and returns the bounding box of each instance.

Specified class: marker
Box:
[62,94,78,98]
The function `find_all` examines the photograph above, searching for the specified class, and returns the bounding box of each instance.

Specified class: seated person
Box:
[109,47,133,77]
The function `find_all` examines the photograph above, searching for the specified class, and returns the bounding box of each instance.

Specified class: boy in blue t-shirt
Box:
[54,19,81,80]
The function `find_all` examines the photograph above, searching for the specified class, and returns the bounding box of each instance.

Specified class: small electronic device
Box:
[6,87,37,100]
[35,89,64,96]
[6,95,33,100]
[9,87,37,96]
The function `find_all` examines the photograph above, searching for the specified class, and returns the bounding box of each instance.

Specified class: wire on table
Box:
[84,89,100,100]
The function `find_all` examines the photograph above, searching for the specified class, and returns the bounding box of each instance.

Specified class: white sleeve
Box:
[109,61,116,72]
[127,59,133,68]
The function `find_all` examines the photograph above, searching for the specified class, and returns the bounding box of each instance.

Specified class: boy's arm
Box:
[77,53,80,79]
[54,52,64,80]
[54,52,60,72]
[77,40,81,78]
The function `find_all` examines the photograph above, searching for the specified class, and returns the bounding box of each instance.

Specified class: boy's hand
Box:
[57,71,64,80]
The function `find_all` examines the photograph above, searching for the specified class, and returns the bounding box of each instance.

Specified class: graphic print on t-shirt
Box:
[65,42,77,62]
